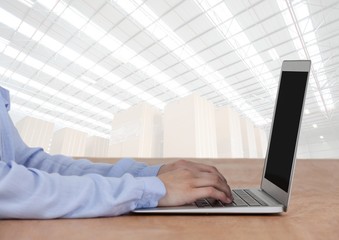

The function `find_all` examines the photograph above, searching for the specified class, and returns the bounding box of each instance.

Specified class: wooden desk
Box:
[1,159,338,240]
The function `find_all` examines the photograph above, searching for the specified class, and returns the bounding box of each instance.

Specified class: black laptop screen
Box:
[264,71,308,192]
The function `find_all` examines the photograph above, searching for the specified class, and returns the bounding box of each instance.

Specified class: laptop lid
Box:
[261,60,311,211]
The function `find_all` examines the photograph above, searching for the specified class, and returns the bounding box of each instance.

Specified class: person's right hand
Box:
[157,166,232,207]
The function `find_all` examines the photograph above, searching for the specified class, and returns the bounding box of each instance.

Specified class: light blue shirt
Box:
[0,86,166,219]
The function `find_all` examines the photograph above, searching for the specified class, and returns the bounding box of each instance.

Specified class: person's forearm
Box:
[18,146,162,177]
[0,161,165,219]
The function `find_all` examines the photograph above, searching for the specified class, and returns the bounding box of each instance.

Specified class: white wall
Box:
[11,95,337,159]
[240,117,258,158]
[108,102,162,158]
[15,116,54,152]
[298,140,339,159]
[254,127,268,158]
[163,94,218,158]
[49,128,87,156]
[11,100,268,159]
[297,127,339,159]
[215,106,244,158]
[85,136,109,157]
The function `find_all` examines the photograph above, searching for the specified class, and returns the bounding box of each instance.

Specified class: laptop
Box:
[134,60,311,214]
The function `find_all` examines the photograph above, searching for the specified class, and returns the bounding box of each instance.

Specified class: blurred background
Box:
[1,0,338,159]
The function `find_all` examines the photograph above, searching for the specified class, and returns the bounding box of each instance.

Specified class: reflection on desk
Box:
[0,158,338,240]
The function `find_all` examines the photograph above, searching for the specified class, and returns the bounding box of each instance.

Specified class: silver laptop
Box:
[134,60,311,214]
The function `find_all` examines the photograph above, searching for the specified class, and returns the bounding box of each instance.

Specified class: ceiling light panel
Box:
[277,0,335,113]
[35,0,188,102]
[0,7,120,110]
[2,0,338,140]
[12,92,111,135]
[1,67,113,120]
[117,0,267,125]
[2,71,112,124]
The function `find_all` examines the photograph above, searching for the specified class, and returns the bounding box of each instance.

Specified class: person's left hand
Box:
[158,160,233,205]
[158,159,226,182]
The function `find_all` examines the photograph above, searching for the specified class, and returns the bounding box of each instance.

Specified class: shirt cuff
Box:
[135,176,166,209]
[137,164,163,177]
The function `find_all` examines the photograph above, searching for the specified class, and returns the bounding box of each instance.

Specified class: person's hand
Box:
[157,159,232,207]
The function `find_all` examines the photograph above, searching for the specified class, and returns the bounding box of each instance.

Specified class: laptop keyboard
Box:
[195,189,267,208]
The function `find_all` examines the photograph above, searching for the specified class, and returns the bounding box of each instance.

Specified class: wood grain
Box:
[1,159,338,240]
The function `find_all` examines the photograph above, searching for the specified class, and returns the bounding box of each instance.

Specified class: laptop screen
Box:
[264,71,308,192]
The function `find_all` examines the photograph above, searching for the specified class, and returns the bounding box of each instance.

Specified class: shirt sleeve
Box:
[18,146,163,178]
[0,88,167,219]
[0,160,166,219]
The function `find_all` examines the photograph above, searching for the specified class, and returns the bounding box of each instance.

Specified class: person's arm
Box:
[0,160,165,219]
[17,145,162,178]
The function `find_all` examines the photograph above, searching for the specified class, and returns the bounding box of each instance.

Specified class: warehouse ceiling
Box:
[0,0,338,148]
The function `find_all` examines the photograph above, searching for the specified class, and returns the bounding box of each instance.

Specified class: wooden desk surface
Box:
[1,159,338,240]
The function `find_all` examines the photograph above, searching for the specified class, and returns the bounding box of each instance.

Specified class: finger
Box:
[176,160,226,180]
[188,161,219,174]
[176,160,215,173]
[190,164,230,193]
[177,160,232,199]
[187,162,229,184]
[192,172,232,200]
[193,187,230,203]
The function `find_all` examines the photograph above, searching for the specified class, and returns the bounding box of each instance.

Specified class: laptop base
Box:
[133,188,284,214]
